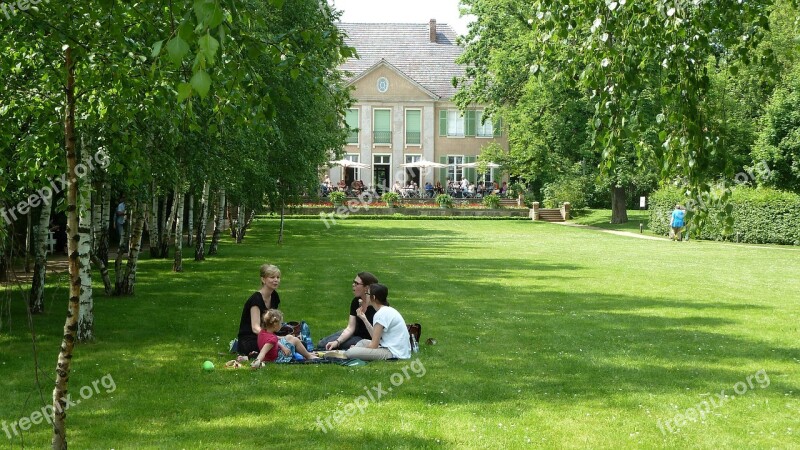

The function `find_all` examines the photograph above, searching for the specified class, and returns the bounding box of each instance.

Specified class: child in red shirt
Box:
[251,310,318,368]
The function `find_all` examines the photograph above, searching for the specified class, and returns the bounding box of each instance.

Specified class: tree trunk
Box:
[194,181,210,260]
[156,192,168,257]
[53,46,78,450]
[160,190,178,258]
[24,213,32,272]
[117,201,145,295]
[173,190,184,272]
[235,204,245,243]
[610,186,628,224]
[91,254,112,295]
[30,201,52,314]
[148,187,160,258]
[229,205,237,238]
[98,182,110,266]
[209,188,225,255]
[77,141,94,343]
[0,236,8,282]
[187,193,194,247]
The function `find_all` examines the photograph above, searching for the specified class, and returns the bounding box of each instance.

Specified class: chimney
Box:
[429,19,437,43]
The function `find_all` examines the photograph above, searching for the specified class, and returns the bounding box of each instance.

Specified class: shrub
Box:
[483,194,501,209]
[328,191,346,204]
[435,194,453,208]
[648,186,800,245]
[542,176,589,209]
[381,192,400,205]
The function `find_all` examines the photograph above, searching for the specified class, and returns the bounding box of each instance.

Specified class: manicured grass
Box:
[2,218,799,448]
[570,208,655,234]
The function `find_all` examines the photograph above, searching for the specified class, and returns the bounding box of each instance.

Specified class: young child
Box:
[251,310,318,368]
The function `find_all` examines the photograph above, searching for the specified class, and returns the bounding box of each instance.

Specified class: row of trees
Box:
[1,1,353,447]
[456,0,799,224]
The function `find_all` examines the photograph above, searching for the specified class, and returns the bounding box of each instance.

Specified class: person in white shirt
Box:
[345,283,411,360]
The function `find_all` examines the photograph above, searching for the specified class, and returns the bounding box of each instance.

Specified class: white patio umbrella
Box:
[328,158,371,169]
[460,161,502,169]
[399,159,447,169]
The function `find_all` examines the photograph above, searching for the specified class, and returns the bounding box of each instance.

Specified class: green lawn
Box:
[1,218,799,448]
[570,208,654,234]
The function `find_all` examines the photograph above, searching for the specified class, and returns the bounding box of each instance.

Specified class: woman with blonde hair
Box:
[236,264,282,355]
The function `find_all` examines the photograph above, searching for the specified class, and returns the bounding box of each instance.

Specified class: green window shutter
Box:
[406,110,421,145]
[439,110,447,137]
[465,156,476,182]
[465,110,476,137]
[493,118,502,137]
[438,156,447,185]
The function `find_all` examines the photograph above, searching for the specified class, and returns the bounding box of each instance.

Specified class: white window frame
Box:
[447,155,465,181]
[446,110,465,137]
[476,110,494,138]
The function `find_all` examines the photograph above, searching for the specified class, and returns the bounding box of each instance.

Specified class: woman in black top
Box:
[318,272,378,351]
[237,264,281,355]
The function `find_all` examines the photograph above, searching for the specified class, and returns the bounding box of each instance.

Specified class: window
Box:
[476,110,494,137]
[373,109,391,145]
[345,109,359,144]
[405,109,421,145]
[440,109,501,137]
[344,154,361,181]
[447,156,464,181]
[446,110,464,137]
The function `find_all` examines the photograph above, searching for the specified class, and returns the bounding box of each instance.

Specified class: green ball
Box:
[202,360,214,371]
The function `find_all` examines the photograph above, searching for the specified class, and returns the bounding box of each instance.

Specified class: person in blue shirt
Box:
[670,204,686,241]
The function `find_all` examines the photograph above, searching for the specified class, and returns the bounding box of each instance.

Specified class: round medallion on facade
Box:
[377,77,389,93]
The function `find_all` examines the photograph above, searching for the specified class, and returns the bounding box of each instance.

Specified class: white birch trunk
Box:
[187,193,194,247]
[97,182,110,265]
[149,189,160,258]
[194,181,210,260]
[158,192,168,257]
[30,201,52,313]
[24,213,32,272]
[118,201,145,295]
[76,142,94,343]
[173,189,184,272]
[160,190,178,258]
[209,188,225,255]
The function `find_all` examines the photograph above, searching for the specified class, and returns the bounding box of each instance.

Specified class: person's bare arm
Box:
[250,306,261,334]
[251,343,274,368]
[367,324,384,349]
[326,315,358,350]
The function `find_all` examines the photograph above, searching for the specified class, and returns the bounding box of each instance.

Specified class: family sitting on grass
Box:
[236,265,411,368]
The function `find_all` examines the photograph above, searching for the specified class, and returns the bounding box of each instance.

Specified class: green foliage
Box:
[752,63,800,192]
[381,192,400,204]
[482,193,501,209]
[457,0,777,198]
[649,186,800,245]
[542,174,590,209]
[328,191,346,204]
[435,194,453,208]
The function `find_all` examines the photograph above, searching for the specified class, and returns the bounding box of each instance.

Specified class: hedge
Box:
[648,186,800,245]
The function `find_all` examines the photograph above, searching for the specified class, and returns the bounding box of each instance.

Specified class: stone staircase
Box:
[537,208,565,222]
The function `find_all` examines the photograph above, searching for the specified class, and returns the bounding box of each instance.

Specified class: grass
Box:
[570,208,654,234]
[1,217,799,448]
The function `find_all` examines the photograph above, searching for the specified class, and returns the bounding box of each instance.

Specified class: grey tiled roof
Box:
[337,22,465,99]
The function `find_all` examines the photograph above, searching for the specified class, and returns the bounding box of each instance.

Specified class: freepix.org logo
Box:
[1,0,49,21]
[0,149,110,227]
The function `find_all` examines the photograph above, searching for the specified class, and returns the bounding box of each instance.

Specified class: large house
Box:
[329,20,508,193]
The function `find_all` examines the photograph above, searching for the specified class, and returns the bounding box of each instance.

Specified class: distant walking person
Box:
[670,204,686,241]
[116,195,127,251]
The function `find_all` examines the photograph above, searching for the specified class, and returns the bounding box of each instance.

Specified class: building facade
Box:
[330,20,508,192]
